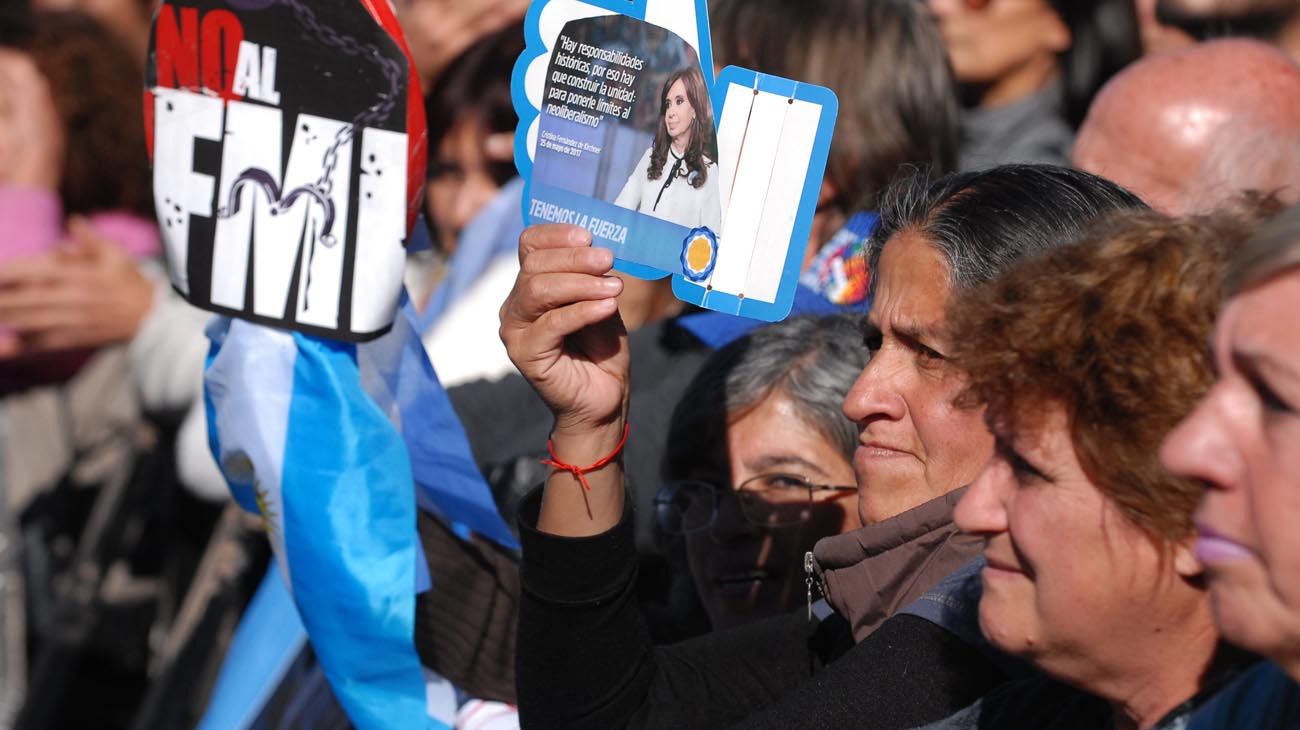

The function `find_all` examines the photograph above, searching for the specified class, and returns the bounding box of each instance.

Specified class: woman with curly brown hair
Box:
[613,65,720,231]
[0,10,158,385]
[925,212,1258,729]
[0,10,156,264]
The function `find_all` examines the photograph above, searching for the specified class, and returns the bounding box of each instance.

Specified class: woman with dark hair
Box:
[499,163,1146,729]
[926,0,1141,170]
[416,21,533,387]
[922,212,1255,729]
[614,65,720,231]
[423,21,523,259]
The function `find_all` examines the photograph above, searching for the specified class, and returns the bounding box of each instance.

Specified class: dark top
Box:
[516,489,1009,730]
[1188,661,1300,729]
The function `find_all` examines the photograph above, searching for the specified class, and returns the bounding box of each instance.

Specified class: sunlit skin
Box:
[1073,96,1224,216]
[1073,40,1300,216]
[925,0,1070,107]
[957,406,1215,730]
[1161,270,1300,681]
[685,393,858,631]
[425,119,502,255]
[663,78,696,155]
[842,230,994,526]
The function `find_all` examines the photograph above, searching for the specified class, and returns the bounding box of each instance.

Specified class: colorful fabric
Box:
[799,211,878,306]
[202,297,515,729]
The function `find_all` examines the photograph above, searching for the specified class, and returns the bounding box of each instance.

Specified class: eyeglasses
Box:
[654,473,857,534]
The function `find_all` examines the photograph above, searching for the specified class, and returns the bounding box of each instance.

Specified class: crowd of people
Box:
[2,0,1300,727]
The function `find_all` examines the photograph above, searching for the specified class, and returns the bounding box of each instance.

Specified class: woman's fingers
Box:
[521,245,614,276]
[518,223,593,262]
[518,272,621,319]
[529,298,620,352]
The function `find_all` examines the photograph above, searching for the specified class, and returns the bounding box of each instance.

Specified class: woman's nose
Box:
[954,458,1008,536]
[1160,389,1242,494]
[843,354,907,425]
[709,493,761,545]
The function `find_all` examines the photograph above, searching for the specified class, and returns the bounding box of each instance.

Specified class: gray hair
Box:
[663,314,869,481]
[865,164,1148,297]
[1226,201,1300,296]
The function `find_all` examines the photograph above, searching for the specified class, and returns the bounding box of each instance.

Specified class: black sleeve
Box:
[516,487,840,730]
[414,511,519,704]
[728,614,1011,730]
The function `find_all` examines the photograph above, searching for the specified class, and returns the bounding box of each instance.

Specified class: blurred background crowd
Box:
[0,0,1299,728]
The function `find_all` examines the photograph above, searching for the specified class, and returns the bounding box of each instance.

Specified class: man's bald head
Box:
[1073,38,1300,214]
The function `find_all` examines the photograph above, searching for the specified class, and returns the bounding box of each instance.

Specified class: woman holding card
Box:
[502,164,1146,729]
[614,66,722,232]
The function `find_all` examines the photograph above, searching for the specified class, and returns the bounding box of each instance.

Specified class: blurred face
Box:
[957,406,1201,681]
[1161,270,1300,674]
[425,119,502,254]
[394,0,528,88]
[663,78,696,147]
[843,231,994,525]
[685,393,858,631]
[34,0,152,64]
[925,0,1069,94]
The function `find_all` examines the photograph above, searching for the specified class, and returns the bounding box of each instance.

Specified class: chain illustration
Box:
[217,0,403,249]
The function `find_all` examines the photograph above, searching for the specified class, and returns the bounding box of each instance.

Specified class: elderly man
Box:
[1073,38,1300,214]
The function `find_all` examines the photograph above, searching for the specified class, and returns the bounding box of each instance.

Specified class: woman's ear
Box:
[1173,536,1204,580]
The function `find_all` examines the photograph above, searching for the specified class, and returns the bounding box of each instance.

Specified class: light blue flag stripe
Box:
[281,332,436,729]
[197,568,308,730]
[359,300,519,550]
[204,317,448,730]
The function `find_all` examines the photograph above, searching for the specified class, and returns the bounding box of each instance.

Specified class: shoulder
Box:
[1190,662,1300,729]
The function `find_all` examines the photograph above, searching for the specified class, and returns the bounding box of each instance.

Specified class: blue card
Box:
[514,0,837,321]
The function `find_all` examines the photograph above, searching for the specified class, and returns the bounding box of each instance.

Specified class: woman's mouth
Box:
[1195,525,1254,566]
[712,569,774,597]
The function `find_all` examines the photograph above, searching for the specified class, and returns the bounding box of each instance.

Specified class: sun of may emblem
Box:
[681,227,718,282]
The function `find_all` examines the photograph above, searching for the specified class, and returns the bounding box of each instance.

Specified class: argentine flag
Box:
[201,298,517,729]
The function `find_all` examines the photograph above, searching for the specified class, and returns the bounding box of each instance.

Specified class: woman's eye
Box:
[1256,379,1294,415]
[1240,363,1296,417]
[999,442,1046,485]
[862,329,882,352]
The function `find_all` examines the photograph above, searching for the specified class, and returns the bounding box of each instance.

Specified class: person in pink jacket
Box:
[0,12,159,388]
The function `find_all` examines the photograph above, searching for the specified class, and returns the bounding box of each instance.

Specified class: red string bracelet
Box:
[540,424,630,492]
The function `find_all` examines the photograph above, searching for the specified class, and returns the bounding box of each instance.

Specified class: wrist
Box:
[548,417,627,467]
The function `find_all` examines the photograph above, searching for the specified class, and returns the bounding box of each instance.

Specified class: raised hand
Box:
[0,218,153,358]
[498,223,629,535]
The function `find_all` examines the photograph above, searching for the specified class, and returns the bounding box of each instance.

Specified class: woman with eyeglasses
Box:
[925,0,1140,170]
[656,314,863,631]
